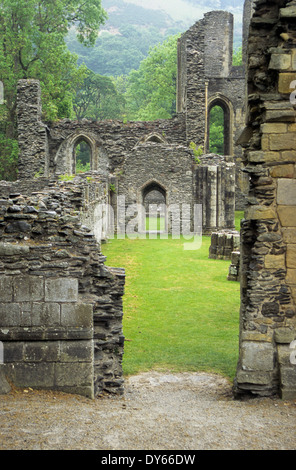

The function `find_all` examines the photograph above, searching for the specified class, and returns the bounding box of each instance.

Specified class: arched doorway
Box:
[206,95,233,156]
[142,181,167,234]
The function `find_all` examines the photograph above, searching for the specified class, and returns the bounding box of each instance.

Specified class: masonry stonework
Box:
[234,0,296,400]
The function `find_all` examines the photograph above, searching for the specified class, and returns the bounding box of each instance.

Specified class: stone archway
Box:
[54,131,104,175]
[142,180,167,234]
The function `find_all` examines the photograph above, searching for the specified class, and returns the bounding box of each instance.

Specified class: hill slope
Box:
[66,0,244,76]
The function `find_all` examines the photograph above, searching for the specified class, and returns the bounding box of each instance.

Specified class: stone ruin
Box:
[0,0,295,400]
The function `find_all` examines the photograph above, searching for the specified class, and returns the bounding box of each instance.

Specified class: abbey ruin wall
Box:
[234,0,296,400]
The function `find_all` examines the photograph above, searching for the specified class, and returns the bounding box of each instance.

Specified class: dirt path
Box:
[0,371,295,451]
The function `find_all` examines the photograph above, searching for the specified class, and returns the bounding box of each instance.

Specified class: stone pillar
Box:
[235,0,296,400]
[17,79,49,179]
[195,155,236,233]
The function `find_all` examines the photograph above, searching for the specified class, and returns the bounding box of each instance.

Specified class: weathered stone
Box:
[14,276,44,302]
[269,54,291,71]
[269,132,296,151]
[278,206,296,226]
[61,303,93,328]
[287,245,296,268]
[45,278,78,303]
[270,164,295,178]
[0,367,11,394]
[278,73,296,94]
[280,6,296,18]
[264,254,286,270]
[241,341,275,372]
[277,179,296,205]
[274,328,296,344]
[245,205,277,220]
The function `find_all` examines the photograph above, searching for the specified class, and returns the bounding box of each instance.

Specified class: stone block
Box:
[281,151,296,162]
[280,367,296,390]
[55,362,93,387]
[236,368,273,385]
[0,367,11,394]
[9,363,55,387]
[277,179,296,205]
[278,206,296,226]
[274,328,296,344]
[244,205,277,220]
[282,228,296,243]
[261,123,288,134]
[45,278,78,303]
[270,164,295,178]
[269,54,291,70]
[248,151,265,162]
[0,303,20,326]
[287,245,296,268]
[269,132,296,151]
[61,303,93,328]
[286,269,296,285]
[60,340,93,363]
[14,276,44,302]
[241,341,275,372]
[0,243,30,256]
[31,303,60,327]
[292,52,296,72]
[264,254,286,270]
[280,6,296,17]
[2,342,24,362]
[24,342,60,362]
[0,276,13,302]
[278,73,296,94]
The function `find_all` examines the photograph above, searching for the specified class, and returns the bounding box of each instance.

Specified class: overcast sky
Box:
[121,0,243,24]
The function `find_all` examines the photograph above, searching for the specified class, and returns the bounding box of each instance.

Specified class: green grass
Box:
[145,216,166,231]
[235,210,244,231]
[102,232,240,381]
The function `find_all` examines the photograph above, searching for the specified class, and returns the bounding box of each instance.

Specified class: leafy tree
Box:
[233,46,243,66]
[209,106,224,154]
[125,34,180,121]
[0,0,107,179]
[73,70,126,120]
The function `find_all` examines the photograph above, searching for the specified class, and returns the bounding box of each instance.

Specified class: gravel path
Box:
[0,371,295,451]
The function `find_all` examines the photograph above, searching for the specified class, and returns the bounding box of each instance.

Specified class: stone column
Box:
[17,79,49,179]
[235,0,296,400]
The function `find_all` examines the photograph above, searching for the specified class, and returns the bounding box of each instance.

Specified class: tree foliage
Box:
[73,69,125,121]
[124,34,180,121]
[0,0,107,179]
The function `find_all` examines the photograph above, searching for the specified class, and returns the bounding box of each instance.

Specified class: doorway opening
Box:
[207,97,232,156]
[142,182,167,234]
[73,138,92,173]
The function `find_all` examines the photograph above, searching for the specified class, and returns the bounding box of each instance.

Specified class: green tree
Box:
[125,34,180,121]
[73,70,126,121]
[209,106,224,155]
[233,46,243,66]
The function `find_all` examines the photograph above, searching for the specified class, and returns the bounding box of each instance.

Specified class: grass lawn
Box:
[102,232,241,381]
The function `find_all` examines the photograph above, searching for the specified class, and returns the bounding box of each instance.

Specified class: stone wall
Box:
[177,11,246,160]
[116,142,195,234]
[234,0,296,400]
[0,179,125,398]
[17,80,49,179]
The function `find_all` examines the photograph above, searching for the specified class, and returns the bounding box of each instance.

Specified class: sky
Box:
[121,0,243,25]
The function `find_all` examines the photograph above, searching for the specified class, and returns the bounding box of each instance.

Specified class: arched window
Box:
[206,96,233,156]
[73,138,92,173]
[142,182,166,233]
[209,105,224,155]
